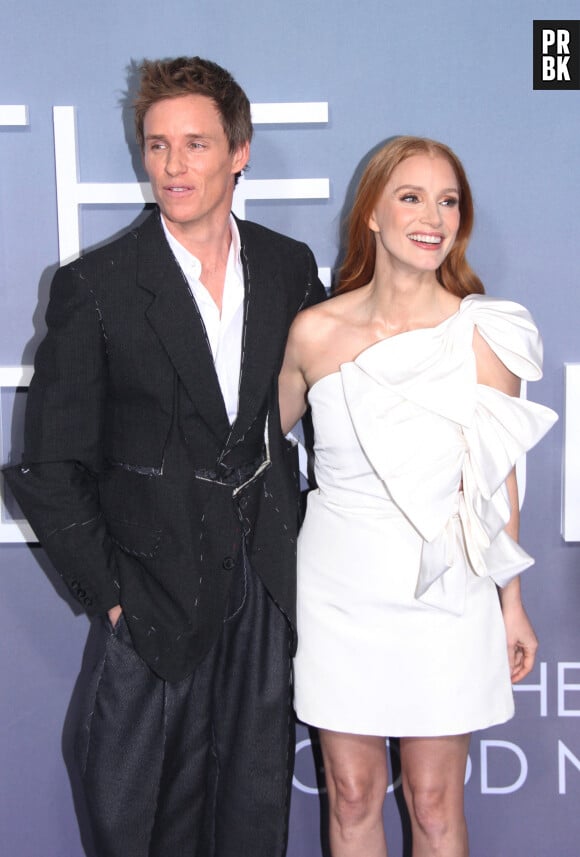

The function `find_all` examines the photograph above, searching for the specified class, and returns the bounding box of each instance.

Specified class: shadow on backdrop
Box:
[331,136,398,292]
[2,59,161,855]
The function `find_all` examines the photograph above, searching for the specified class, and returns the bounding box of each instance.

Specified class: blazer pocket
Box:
[106,516,162,559]
[104,401,173,473]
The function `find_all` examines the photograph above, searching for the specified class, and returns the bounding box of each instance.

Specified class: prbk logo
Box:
[533,20,580,89]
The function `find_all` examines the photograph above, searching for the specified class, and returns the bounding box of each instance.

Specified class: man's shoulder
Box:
[63,209,161,275]
[237,217,311,257]
[237,218,325,307]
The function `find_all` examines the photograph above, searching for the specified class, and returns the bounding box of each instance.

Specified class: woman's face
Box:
[369,153,461,276]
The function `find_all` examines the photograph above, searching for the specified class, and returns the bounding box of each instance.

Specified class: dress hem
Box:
[294,708,515,738]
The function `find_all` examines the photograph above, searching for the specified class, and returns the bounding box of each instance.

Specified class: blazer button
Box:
[222,556,235,571]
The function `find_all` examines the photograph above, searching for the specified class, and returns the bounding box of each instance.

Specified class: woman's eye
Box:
[441,197,459,207]
[401,194,419,203]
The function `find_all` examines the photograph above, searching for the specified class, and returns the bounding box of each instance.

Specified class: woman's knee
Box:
[328,767,387,831]
[408,782,454,838]
[319,732,388,836]
[400,734,469,844]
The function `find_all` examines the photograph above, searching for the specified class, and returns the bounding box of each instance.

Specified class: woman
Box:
[279,137,557,857]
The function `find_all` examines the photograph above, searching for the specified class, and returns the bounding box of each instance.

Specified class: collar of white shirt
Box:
[160,214,245,425]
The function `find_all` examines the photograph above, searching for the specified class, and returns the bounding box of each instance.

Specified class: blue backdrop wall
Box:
[1,2,579,855]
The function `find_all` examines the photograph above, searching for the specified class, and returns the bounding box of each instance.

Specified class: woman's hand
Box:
[500,596,538,683]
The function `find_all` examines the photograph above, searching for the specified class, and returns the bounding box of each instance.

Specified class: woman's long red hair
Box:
[337,136,484,297]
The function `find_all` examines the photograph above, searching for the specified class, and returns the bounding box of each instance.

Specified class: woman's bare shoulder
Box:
[291,290,360,340]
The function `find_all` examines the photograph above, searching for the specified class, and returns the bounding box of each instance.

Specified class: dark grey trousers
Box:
[76,552,294,857]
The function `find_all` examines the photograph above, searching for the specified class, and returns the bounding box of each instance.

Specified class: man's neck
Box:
[161,212,237,312]
[161,211,232,265]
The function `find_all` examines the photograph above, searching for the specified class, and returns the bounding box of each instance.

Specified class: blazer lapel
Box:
[135,212,231,444]
[227,221,288,449]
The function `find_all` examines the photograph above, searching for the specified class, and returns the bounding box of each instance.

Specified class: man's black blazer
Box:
[5,209,325,681]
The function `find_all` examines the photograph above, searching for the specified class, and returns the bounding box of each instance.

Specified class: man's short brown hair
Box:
[134,56,253,154]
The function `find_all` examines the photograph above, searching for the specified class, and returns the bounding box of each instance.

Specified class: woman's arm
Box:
[498,471,538,682]
[473,328,538,683]
[279,315,310,435]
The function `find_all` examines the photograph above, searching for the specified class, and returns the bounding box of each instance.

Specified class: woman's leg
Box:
[319,729,389,857]
[399,734,471,857]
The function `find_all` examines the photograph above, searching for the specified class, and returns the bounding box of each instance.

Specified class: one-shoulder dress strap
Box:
[458,294,544,381]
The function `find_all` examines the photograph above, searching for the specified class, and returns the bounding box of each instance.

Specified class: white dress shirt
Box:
[161,215,244,425]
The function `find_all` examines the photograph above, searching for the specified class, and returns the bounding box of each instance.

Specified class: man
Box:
[5,57,325,857]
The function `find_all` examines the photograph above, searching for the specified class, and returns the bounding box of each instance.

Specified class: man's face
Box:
[142,94,249,240]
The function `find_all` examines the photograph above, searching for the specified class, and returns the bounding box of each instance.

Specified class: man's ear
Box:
[232,141,250,175]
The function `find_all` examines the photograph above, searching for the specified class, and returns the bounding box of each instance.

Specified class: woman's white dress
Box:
[293,295,557,737]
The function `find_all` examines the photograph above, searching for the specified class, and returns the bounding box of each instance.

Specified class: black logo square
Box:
[533,20,580,89]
